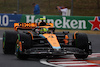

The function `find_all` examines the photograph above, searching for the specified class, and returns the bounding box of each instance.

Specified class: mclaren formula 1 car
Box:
[2,18,92,60]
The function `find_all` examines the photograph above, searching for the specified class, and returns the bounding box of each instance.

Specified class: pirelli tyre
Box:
[3,31,17,54]
[16,33,31,60]
[73,33,89,59]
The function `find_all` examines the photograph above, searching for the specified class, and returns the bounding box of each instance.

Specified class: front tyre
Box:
[74,54,88,59]
[16,41,29,60]
[16,33,31,60]
[73,33,91,59]
[16,50,29,60]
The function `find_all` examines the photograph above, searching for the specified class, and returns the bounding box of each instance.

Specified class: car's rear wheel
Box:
[3,31,17,54]
[73,33,90,59]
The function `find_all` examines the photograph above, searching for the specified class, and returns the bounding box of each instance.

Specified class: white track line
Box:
[56,63,97,67]
[40,59,97,67]
[40,53,100,67]
[50,61,86,64]
[0,38,2,40]
[40,59,59,67]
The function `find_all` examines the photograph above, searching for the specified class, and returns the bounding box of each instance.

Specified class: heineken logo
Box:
[20,15,100,30]
[26,15,87,30]
[89,17,100,30]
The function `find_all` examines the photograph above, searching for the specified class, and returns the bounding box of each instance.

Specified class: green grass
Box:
[0,0,100,16]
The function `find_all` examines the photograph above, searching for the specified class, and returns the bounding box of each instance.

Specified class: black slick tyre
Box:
[73,33,89,59]
[16,33,31,60]
[3,31,17,54]
[74,54,88,59]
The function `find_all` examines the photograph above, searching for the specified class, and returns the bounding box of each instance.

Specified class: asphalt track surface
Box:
[0,29,100,67]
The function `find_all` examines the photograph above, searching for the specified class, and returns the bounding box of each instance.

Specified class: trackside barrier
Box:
[0,13,100,30]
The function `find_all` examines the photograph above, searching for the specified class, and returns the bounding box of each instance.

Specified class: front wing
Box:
[21,47,87,56]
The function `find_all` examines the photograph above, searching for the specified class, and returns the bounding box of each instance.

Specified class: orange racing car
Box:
[2,18,92,60]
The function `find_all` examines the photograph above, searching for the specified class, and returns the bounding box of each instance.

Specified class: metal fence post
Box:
[71,0,73,16]
[17,0,19,14]
[97,0,100,9]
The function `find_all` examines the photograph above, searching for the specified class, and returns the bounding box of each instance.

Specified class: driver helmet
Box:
[38,18,46,26]
[40,28,49,34]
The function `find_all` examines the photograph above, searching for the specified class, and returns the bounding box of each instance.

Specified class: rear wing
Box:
[14,23,37,31]
[14,23,54,31]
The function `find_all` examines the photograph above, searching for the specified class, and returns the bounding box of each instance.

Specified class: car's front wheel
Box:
[15,33,31,60]
[73,33,91,59]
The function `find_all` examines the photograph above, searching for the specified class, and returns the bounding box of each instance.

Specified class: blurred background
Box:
[0,0,100,16]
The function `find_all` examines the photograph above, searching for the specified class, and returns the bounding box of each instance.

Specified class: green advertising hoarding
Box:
[20,14,100,30]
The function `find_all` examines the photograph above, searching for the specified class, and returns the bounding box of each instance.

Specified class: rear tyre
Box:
[73,33,90,59]
[3,31,17,54]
